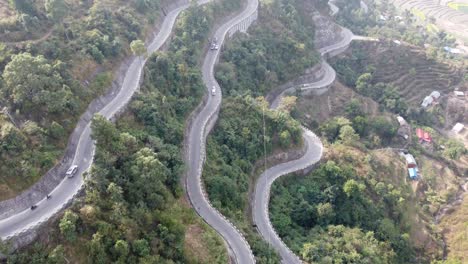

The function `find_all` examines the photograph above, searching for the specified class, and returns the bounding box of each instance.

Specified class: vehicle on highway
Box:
[46,194,51,200]
[30,205,37,210]
[210,37,219,50]
[211,86,216,95]
[65,165,78,178]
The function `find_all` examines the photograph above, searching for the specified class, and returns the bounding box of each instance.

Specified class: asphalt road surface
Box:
[0,0,211,241]
[184,0,259,263]
[270,26,354,109]
[252,3,354,263]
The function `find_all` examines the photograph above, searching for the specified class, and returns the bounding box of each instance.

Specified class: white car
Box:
[66,165,78,178]
[211,86,216,95]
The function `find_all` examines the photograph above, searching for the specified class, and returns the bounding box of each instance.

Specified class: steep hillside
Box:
[215,0,320,96]
[332,41,464,108]
[2,1,242,262]
[0,0,177,200]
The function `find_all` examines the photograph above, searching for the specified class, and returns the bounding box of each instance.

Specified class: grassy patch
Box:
[411,8,426,21]
[447,2,468,14]
[439,195,468,263]
[427,23,439,33]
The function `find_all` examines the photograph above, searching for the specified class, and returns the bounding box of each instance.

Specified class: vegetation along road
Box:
[184,0,259,263]
[253,1,359,263]
[0,0,211,241]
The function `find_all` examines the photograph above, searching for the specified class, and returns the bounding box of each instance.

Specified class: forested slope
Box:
[201,0,322,262]
[215,0,320,96]
[3,1,242,262]
[0,0,171,200]
[270,146,417,263]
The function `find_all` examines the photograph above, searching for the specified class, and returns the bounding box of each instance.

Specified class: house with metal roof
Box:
[452,123,465,134]
[416,128,432,143]
[421,96,434,108]
[421,91,441,108]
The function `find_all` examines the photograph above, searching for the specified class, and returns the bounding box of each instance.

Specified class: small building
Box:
[416,128,432,143]
[421,91,441,108]
[452,123,465,134]
[454,91,465,97]
[444,46,463,54]
[397,116,407,126]
[393,40,401,45]
[421,96,434,107]
[430,91,441,99]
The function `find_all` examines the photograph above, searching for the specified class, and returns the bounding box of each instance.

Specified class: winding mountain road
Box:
[252,2,355,263]
[270,25,354,109]
[184,0,258,263]
[0,0,211,241]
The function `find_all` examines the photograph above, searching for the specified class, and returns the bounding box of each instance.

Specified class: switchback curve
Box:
[252,2,356,263]
[184,0,259,263]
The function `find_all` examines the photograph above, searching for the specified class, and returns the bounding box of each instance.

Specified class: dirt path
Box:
[4,28,54,46]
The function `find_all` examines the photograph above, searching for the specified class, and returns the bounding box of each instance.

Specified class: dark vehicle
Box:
[30,205,37,210]
[46,194,51,200]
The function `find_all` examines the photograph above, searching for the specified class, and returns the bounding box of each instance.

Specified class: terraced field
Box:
[343,41,464,107]
[391,0,468,41]
[393,0,468,24]
[447,2,468,14]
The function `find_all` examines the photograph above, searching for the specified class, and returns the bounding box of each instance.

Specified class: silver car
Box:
[66,165,78,178]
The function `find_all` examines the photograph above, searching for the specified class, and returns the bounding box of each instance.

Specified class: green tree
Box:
[339,125,360,145]
[59,211,79,242]
[48,121,65,140]
[18,13,39,32]
[444,139,466,160]
[355,72,373,94]
[279,130,291,147]
[130,40,147,57]
[114,240,129,260]
[48,245,66,264]
[343,179,365,198]
[301,225,395,263]
[372,117,396,141]
[45,0,67,22]
[9,0,35,14]
[345,99,363,118]
[132,239,150,257]
[2,53,73,114]
[89,232,108,263]
[352,116,369,137]
[316,202,335,225]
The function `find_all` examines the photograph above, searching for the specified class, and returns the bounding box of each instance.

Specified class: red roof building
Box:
[416,128,432,143]
[416,128,423,138]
